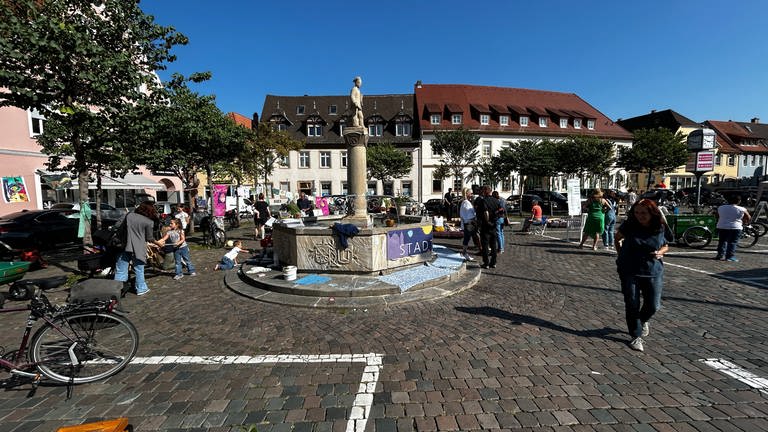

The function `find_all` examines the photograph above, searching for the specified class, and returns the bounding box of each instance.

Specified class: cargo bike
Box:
[666,213,762,249]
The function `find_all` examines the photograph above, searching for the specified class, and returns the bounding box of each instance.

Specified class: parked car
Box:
[506,194,543,214]
[424,198,444,215]
[0,209,117,249]
[524,190,568,214]
[50,202,127,220]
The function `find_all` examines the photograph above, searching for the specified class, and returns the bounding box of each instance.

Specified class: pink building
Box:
[0,105,183,216]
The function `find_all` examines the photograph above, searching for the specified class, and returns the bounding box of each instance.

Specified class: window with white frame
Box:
[299,151,310,168]
[715,153,722,165]
[573,118,582,129]
[559,118,568,128]
[341,151,348,168]
[320,151,331,168]
[431,145,442,157]
[480,114,489,125]
[307,123,322,137]
[482,141,491,157]
[743,157,748,167]
[727,154,735,166]
[430,114,440,125]
[452,114,462,125]
[538,116,548,127]
[368,123,383,137]
[396,121,411,136]
[320,181,332,195]
[401,181,412,197]
[296,105,305,115]
[280,182,290,192]
[432,175,442,193]
[279,155,289,167]
[499,115,509,126]
[341,182,349,195]
[587,119,595,130]
[501,140,512,150]
[328,105,337,115]
[520,115,529,127]
[29,108,46,136]
[751,154,757,166]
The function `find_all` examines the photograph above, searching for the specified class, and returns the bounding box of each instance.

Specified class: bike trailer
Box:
[68,279,124,304]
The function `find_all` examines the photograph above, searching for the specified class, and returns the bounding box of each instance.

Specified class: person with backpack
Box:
[474,185,500,269]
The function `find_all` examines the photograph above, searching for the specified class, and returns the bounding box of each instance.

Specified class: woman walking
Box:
[579,189,610,250]
[614,199,669,352]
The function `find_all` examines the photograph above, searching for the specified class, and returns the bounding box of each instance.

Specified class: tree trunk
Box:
[74,133,93,248]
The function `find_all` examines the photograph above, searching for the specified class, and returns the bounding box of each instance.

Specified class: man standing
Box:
[474,185,500,269]
[443,188,453,220]
[350,76,364,128]
[714,195,750,262]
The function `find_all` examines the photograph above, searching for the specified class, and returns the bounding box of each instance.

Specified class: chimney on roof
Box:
[415,80,422,89]
[650,110,656,113]
[751,117,760,123]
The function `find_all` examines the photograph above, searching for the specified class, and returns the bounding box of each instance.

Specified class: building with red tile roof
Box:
[705,119,768,182]
[414,83,633,198]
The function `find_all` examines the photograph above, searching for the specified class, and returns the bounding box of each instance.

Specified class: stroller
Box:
[77,227,122,277]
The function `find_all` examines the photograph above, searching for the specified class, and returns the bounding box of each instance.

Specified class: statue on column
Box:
[350,76,364,128]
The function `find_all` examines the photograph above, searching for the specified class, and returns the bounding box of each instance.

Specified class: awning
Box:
[38,171,164,190]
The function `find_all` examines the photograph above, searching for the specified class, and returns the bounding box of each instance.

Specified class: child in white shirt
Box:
[215,240,248,270]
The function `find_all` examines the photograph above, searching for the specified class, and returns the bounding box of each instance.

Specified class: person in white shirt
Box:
[459,189,478,261]
[215,240,249,270]
[714,195,750,262]
[173,206,189,232]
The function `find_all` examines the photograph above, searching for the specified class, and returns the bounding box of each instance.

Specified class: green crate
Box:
[667,214,716,236]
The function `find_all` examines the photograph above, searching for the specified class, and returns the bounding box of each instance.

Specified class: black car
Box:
[424,198,444,215]
[0,209,117,249]
[506,194,543,213]
[524,190,568,214]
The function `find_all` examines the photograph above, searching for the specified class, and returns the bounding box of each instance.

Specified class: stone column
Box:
[343,126,369,225]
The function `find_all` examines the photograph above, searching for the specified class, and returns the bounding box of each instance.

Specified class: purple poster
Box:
[386,226,433,260]
[213,184,227,217]
[315,196,330,216]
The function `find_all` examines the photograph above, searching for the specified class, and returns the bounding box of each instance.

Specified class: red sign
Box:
[695,151,715,171]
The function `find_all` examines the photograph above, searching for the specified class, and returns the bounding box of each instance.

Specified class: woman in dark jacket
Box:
[614,199,669,352]
[114,202,161,296]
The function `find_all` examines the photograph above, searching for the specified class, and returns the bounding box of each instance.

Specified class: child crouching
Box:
[216,240,248,270]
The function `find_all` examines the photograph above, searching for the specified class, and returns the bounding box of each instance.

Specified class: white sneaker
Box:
[629,337,644,352]
[463,253,475,262]
[641,322,650,337]
[173,274,184,280]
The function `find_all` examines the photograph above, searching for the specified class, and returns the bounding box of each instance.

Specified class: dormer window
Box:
[538,116,548,127]
[559,118,568,128]
[587,119,595,130]
[296,105,305,115]
[520,115,529,127]
[573,118,582,129]
[367,115,385,137]
[430,114,440,125]
[395,115,412,137]
[452,114,462,125]
[499,115,509,126]
[480,114,490,125]
[307,123,322,137]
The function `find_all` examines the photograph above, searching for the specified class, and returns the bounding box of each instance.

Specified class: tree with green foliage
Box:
[498,139,559,194]
[142,76,247,231]
[250,122,304,198]
[366,142,413,185]
[430,128,480,189]
[469,156,506,189]
[554,136,617,187]
[0,0,186,245]
[617,127,688,189]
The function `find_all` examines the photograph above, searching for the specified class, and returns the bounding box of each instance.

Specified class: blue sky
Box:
[141,0,767,124]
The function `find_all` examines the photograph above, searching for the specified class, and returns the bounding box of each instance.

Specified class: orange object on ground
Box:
[56,417,132,432]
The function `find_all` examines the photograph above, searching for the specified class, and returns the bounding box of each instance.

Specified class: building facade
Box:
[415,83,633,200]
[0,105,183,217]
[705,119,768,184]
[258,94,420,200]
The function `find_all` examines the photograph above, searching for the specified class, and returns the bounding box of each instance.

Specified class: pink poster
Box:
[315,196,330,216]
[213,184,227,217]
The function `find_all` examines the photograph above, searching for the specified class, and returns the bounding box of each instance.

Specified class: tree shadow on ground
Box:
[455,306,626,343]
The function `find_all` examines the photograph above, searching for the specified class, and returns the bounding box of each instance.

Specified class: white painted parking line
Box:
[700,358,768,395]
[130,353,383,432]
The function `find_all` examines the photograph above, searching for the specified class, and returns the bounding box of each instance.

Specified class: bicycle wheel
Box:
[212,227,227,248]
[30,312,139,384]
[751,221,767,238]
[682,226,712,249]
[737,226,760,249]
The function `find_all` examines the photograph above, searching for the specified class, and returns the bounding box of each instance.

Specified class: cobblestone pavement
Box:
[0,225,766,431]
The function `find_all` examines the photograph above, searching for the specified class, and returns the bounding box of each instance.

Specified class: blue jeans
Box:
[603,216,616,247]
[495,218,505,251]
[716,228,740,258]
[219,256,235,270]
[174,246,196,276]
[114,251,148,294]
[620,274,663,338]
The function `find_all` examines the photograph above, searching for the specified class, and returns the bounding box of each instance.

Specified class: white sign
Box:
[686,150,715,173]
[566,179,582,216]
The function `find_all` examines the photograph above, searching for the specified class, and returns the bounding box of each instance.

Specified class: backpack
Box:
[108,216,128,250]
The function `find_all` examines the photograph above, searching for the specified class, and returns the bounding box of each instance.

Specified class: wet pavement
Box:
[0,223,766,431]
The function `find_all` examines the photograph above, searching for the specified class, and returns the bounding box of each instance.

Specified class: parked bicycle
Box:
[200,215,227,248]
[0,277,139,386]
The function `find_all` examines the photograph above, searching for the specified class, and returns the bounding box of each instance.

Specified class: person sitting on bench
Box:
[522,200,543,232]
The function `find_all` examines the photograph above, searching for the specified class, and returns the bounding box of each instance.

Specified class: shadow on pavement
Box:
[455,306,626,342]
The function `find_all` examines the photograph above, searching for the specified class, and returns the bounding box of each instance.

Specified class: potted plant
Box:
[394,196,410,215]
[285,202,301,218]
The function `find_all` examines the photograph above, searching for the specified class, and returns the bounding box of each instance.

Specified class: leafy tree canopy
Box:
[431,127,480,185]
[366,142,412,182]
[554,135,616,178]
[617,127,688,187]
